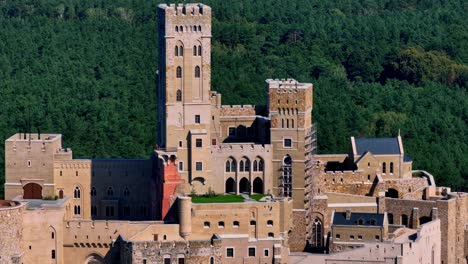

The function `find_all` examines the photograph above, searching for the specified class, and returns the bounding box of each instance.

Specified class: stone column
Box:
[411,207,419,229]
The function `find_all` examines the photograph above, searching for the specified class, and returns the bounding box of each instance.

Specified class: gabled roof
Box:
[354,137,401,155]
[332,212,384,227]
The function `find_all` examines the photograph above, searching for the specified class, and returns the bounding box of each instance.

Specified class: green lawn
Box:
[191,194,244,203]
[250,194,271,201]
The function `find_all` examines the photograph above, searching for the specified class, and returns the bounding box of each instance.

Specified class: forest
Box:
[0,0,466,198]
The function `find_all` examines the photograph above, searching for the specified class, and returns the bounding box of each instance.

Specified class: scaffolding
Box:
[304,123,317,242]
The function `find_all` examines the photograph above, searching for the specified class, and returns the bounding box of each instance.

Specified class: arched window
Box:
[286,119,289,128]
[123,187,130,197]
[225,160,231,172]
[388,213,394,224]
[253,160,258,171]
[198,45,202,56]
[282,155,292,197]
[194,66,200,78]
[358,218,364,225]
[390,162,394,174]
[244,159,250,172]
[180,26,183,32]
[74,205,81,215]
[401,214,408,227]
[267,220,273,226]
[239,160,244,172]
[176,89,182,102]
[91,187,96,197]
[291,119,294,128]
[74,186,81,199]
[179,46,184,56]
[210,256,214,264]
[198,25,201,32]
[311,217,323,247]
[193,45,197,56]
[107,187,114,197]
[193,25,197,32]
[258,159,264,172]
[231,159,237,172]
[176,66,182,78]
[175,46,179,56]
[281,119,284,128]
[382,162,386,173]
[175,26,179,32]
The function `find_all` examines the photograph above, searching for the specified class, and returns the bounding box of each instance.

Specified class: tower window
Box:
[195,138,202,148]
[178,161,184,172]
[74,186,81,199]
[195,115,200,124]
[195,66,200,78]
[175,46,179,56]
[196,162,203,171]
[176,66,182,78]
[198,45,202,56]
[390,162,394,174]
[176,89,182,101]
[284,138,292,148]
[193,45,197,56]
[175,26,179,32]
[179,46,184,56]
[382,162,386,174]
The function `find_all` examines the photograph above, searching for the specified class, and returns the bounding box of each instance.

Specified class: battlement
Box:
[266,78,313,91]
[6,133,61,142]
[158,3,210,17]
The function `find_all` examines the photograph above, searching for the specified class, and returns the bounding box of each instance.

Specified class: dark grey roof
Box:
[403,154,412,162]
[332,212,384,226]
[355,138,400,155]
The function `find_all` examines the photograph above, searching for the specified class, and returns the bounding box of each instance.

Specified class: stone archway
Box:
[23,183,42,199]
[253,177,263,194]
[239,177,249,194]
[385,188,398,198]
[225,178,236,194]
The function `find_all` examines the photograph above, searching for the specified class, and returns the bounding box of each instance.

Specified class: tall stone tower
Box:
[157,4,212,191]
[267,79,314,209]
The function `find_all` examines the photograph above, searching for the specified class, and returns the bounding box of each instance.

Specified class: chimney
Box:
[346,209,352,220]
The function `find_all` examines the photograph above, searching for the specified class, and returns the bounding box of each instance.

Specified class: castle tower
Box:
[267,79,314,209]
[157,4,213,192]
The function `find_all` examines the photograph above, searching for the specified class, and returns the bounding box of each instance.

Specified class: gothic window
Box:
[198,25,201,32]
[176,90,182,101]
[239,160,244,172]
[231,159,237,172]
[291,119,294,128]
[74,205,81,215]
[390,162,394,174]
[74,186,81,199]
[175,26,178,32]
[311,218,323,247]
[180,26,183,32]
[198,45,202,56]
[225,160,231,172]
[175,46,178,56]
[179,46,184,56]
[176,66,182,78]
[91,187,96,197]
[107,187,114,197]
[195,66,200,78]
[258,159,264,172]
[282,155,292,197]
[244,159,250,171]
[253,160,258,171]
[382,162,386,173]
[123,187,130,197]
[193,45,197,56]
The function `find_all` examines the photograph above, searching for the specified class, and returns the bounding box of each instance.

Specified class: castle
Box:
[0,3,466,264]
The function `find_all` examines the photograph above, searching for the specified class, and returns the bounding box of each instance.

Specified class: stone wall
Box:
[289,210,307,252]
[0,201,23,264]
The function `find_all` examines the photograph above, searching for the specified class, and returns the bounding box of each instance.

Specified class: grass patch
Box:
[191,194,244,203]
[250,194,271,201]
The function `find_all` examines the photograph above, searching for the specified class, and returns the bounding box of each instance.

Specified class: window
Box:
[204,221,210,228]
[233,221,239,228]
[91,187,96,196]
[311,217,323,247]
[51,232,55,239]
[281,119,284,128]
[105,206,114,217]
[175,46,179,56]
[143,260,147,264]
[195,138,203,148]
[291,119,294,128]
[195,66,200,78]
[258,159,264,172]
[225,161,231,172]
[218,221,224,228]
[382,162,386,174]
[250,220,256,226]
[107,187,114,197]
[123,187,130,197]
[370,219,376,225]
[193,45,197,56]
[198,45,202,56]
[284,138,292,148]
[264,249,269,257]
[60,171,62,176]
[226,248,234,258]
[267,220,273,226]
[239,160,244,172]
[212,138,217,145]
[91,206,97,216]
[244,159,250,171]
[178,161,184,172]
[164,257,171,264]
[335,234,340,239]
[51,250,56,259]
[74,187,81,198]
[358,235,362,240]
[375,235,380,240]
[195,162,203,171]
[178,258,185,264]
[76,171,78,176]
[268,232,274,238]
[176,89,182,101]
[390,162,394,174]
[248,247,256,257]
[179,141,183,147]
[401,214,408,227]
[210,256,215,264]
[175,26,179,32]
[74,205,81,215]
[358,218,364,225]
[253,160,258,171]
[195,115,200,124]
[228,127,236,136]
[388,213,394,224]
[282,155,292,197]
[27,160,31,167]
[176,66,182,78]
[179,46,183,56]
[350,235,355,240]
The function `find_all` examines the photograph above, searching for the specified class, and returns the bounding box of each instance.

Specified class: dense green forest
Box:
[0,0,466,198]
